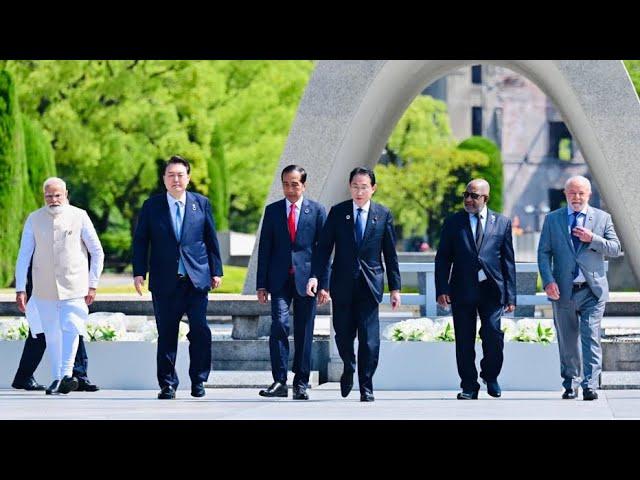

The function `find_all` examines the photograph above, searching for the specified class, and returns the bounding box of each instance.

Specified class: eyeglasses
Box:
[463,191,486,200]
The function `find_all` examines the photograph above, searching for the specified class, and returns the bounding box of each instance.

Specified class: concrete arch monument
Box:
[243,60,640,293]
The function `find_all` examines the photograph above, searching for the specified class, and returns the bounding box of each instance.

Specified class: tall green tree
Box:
[208,124,229,230]
[0,70,28,286]
[457,136,503,212]
[376,145,488,247]
[22,115,56,208]
[376,94,490,247]
[4,60,314,266]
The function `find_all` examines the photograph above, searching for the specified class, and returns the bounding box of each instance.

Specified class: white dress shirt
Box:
[166,192,186,238]
[285,196,304,229]
[469,205,488,240]
[353,200,371,229]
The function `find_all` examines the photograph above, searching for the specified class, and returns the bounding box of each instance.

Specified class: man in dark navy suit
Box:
[132,156,223,400]
[307,167,401,402]
[256,165,327,400]
[435,179,516,400]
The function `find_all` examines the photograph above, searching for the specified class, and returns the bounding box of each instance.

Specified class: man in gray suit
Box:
[538,175,621,401]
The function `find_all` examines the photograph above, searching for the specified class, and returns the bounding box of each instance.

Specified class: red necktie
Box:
[288,203,297,243]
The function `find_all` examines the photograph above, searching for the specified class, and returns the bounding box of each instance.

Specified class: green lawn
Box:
[0,265,248,295]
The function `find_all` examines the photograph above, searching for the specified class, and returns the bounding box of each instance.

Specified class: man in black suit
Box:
[307,167,401,402]
[435,179,516,400]
[12,262,99,392]
[256,165,327,400]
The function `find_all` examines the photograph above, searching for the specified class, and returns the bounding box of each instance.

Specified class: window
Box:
[548,189,567,211]
[548,121,573,160]
[472,106,483,136]
[471,65,482,84]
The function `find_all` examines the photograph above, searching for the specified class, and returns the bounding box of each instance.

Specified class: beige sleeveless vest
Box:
[30,205,89,301]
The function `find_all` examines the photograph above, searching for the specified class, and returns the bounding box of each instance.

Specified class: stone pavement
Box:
[2,384,640,420]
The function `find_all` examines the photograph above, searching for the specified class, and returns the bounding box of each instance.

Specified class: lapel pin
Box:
[192,203,196,211]
[346,214,351,220]
[304,208,310,214]
[373,216,378,224]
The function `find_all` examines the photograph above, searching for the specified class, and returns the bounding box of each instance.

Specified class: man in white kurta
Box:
[15,177,104,395]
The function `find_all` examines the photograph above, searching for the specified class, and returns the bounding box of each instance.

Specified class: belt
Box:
[572,282,588,290]
[177,274,190,281]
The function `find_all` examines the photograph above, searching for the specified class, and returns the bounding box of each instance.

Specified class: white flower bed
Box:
[384,317,556,343]
[0,314,190,342]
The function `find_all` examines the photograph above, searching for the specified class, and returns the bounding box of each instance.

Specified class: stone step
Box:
[205,371,320,388]
[600,371,640,390]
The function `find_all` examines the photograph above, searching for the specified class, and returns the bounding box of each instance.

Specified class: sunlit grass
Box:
[0,265,248,295]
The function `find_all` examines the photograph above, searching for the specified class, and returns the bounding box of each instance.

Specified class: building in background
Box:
[423,65,636,289]
[424,64,601,235]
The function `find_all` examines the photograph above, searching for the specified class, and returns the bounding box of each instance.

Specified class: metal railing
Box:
[381,262,607,316]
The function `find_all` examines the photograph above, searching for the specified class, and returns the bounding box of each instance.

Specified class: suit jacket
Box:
[132,191,223,294]
[435,209,516,306]
[311,200,401,304]
[256,197,327,297]
[537,206,621,305]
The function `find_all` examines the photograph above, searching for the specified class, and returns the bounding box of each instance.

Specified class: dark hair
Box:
[349,167,376,186]
[164,155,191,174]
[281,164,307,184]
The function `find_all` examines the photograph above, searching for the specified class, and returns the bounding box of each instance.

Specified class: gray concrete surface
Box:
[2,384,640,420]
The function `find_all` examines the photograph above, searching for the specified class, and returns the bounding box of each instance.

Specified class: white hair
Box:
[564,175,591,191]
[467,178,490,194]
[42,177,67,192]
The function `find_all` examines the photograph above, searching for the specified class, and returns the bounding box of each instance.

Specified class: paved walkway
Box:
[2,384,640,420]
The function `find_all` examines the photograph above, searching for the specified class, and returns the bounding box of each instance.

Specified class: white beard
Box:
[46,204,68,217]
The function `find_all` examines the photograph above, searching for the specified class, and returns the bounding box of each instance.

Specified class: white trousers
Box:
[32,297,88,380]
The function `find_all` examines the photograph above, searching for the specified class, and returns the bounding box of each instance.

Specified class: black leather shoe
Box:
[259,381,288,398]
[46,379,62,395]
[58,375,79,394]
[158,386,176,399]
[562,388,578,399]
[45,376,78,395]
[340,372,354,398]
[484,380,502,398]
[360,391,375,402]
[583,388,599,401]
[293,385,309,400]
[12,376,46,391]
[191,382,206,398]
[457,389,479,400]
[76,378,100,392]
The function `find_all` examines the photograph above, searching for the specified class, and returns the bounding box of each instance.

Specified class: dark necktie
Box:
[475,212,483,249]
[571,211,581,279]
[355,208,364,247]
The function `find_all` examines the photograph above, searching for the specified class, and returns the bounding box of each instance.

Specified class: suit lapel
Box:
[579,207,595,254]
[164,195,179,243]
[278,199,291,242]
[478,209,496,252]
[358,202,376,250]
[561,209,575,253]
[180,192,196,243]
[344,203,357,248]
[295,198,311,244]
[464,212,477,252]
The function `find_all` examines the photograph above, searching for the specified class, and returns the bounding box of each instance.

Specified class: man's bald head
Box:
[463,179,490,214]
